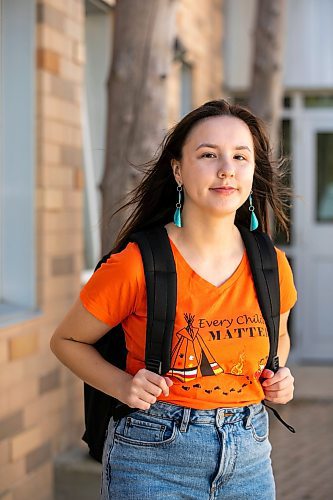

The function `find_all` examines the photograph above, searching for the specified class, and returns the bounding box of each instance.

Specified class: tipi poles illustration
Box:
[168,313,224,382]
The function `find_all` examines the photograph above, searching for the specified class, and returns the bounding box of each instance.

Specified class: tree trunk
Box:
[248,0,285,151]
[100,0,176,254]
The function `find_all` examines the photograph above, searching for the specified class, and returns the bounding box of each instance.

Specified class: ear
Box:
[171,159,182,185]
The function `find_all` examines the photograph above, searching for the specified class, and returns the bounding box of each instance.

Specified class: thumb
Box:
[261,369,274,379]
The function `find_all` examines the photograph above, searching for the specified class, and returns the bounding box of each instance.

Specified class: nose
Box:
[217,158,235,178]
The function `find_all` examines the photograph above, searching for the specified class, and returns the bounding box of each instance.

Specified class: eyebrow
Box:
[195,143,252,152]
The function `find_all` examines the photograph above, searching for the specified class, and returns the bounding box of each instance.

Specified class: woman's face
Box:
[173,115,255,219]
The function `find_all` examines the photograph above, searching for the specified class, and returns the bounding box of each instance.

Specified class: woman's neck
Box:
[166,210,244,261]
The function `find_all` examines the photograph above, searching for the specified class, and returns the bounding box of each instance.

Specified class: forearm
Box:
[277,332,290,367]
[50,336,132,399]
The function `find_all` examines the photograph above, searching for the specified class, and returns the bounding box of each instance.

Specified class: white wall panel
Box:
[224,0,333,91]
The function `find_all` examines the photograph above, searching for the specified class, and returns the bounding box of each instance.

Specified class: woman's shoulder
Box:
[80,241,145,326]
[110,241,142,262]
[274,245,291,266]
[100,241,144,281]
[273,245,296,284]
[273,246,297,311]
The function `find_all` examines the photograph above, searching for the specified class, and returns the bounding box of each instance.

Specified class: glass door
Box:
[294,112,333,361]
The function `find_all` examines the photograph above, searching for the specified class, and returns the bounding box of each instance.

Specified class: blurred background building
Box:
[224,0,333,365]
[0,0,332,499]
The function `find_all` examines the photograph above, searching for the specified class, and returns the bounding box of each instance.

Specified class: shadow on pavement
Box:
[270,400,333,500]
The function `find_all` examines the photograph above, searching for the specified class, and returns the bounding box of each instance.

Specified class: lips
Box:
[210,186,237,194]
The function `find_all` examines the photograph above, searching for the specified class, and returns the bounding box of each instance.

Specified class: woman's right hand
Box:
[118,368,174,410]
[50,298,174,411]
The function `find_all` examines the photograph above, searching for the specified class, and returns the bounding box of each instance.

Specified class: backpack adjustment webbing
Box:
[238,227,295,433]
[131,227,177,375]
[237,226,280,374]
[271,355,280,373]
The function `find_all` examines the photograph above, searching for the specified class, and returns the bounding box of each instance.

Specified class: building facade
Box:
[0,1,223,498]
[224,0,333,364]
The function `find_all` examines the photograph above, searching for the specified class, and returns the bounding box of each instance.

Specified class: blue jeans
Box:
[101,401,275,500]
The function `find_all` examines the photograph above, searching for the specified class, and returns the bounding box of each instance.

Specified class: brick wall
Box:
[0,1,223,499]
[167,0,223,125]
[0,1,85,499]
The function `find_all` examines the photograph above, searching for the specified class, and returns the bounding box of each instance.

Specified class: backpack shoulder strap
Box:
[238,225,280,373]
[130,226,177,375]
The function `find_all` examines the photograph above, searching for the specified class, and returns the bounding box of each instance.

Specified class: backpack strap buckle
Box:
[146,359,162,374]
[271,355,280,373]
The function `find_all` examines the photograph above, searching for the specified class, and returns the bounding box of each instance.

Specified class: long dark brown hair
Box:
[111,99,291,252]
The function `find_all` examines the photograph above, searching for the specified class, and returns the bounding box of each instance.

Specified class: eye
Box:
[234,154,246,161]
[201,152,217,158]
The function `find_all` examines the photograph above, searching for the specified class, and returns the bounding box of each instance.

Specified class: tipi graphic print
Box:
[167,313,224,382]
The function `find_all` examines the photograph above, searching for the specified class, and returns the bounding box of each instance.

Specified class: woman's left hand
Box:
[261,367,294,404]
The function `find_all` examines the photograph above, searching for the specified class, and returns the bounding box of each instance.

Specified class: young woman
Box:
[50,99,297,499]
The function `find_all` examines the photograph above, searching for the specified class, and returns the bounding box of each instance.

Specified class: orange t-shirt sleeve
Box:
[79,242,143,327]
[275,247,297,314]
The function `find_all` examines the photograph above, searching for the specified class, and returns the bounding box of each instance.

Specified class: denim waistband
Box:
[138,401,264,429]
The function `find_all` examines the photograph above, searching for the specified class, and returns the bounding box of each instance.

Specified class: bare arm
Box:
[50,297,172,409]
[277,310,291,366]
[50,297,133,398]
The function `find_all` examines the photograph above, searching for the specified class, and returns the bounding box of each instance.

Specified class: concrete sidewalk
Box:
[290,364,333,401]
[270,364,333,500]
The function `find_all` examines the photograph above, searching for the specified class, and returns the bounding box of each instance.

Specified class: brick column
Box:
[36,0,85,314]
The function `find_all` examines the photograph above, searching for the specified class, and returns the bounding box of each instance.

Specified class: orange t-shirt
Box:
[79,236,297,410]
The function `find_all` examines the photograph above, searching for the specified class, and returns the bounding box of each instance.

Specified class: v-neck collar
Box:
[167,234,247,291]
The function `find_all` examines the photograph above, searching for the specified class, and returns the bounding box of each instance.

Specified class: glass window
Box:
[317,133,333,222]
[0,0,36,322]
[305,95,333,108]
[283,95,291,108]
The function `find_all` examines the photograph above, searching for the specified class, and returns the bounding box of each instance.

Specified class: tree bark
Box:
[100,0,176,254]
[248,0,285,151]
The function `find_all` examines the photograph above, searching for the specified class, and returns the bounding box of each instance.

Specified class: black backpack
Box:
[82,225,285,463]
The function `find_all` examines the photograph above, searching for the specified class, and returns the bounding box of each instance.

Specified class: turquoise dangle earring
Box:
[173,184,183,227]
[249,191,259,231]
